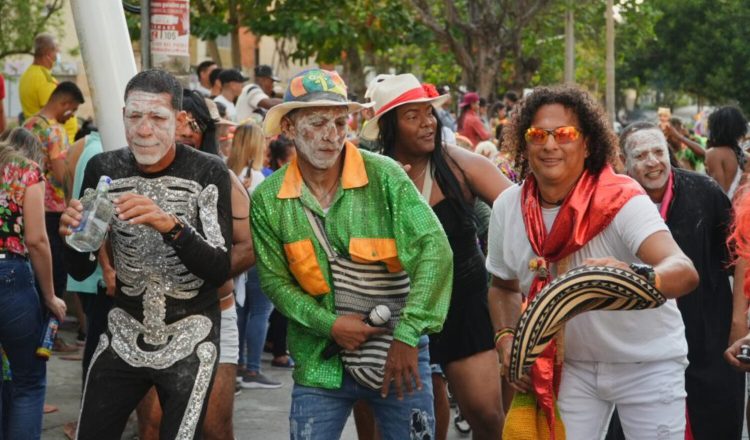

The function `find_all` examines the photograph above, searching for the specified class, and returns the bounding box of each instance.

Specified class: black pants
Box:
[79,289,113,387]
[268,309,289,358]
[44,213,66,299]
[77,310,219,440]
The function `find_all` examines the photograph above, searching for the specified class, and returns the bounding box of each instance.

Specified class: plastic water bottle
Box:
[36,317,59,360]
[66,176,115,252]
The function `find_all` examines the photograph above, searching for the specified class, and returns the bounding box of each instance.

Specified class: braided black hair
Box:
[379,108,476,222]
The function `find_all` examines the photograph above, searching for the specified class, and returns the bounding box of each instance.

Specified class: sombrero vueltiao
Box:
[263,69,372,137]
[508,265,667,382]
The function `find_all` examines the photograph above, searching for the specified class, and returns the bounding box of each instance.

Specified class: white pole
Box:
[70,0,137,152]
[141,0,151,70]
[564,3,575,84]
[605,0,615,124]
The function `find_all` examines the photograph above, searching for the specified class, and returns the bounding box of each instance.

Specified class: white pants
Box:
[558,359,687,440]
[219,305,239,365]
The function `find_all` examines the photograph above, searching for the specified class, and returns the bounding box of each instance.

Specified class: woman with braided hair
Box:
[365,74,511,439]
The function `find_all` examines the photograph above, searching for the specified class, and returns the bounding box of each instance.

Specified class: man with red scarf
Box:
[486,85,698,439]
[618,121,743,440]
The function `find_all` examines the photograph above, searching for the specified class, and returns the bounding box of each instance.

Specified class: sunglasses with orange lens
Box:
[525,126,581,145]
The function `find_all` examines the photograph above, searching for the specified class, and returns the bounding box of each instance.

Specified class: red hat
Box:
[459,92,480,108]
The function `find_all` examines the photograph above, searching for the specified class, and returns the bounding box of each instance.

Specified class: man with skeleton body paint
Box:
[61,69,233,439]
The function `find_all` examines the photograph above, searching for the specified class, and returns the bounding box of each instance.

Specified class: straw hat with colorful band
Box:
[361,73,449,141]
[508,265,666,383]
[263,69,372,137]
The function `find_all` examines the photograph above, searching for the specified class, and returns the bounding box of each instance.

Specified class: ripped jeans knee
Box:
[410,408,434,440]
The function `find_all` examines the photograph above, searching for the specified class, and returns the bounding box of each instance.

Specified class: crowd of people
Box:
[4,31,750,440]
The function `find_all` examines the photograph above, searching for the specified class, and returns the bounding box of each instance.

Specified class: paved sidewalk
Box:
[40,325,471,439]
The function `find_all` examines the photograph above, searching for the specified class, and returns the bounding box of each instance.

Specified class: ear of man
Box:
[175,110,188,126]
[280,115,296,138]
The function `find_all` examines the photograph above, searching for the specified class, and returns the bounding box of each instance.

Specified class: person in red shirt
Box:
[457,92,490,147]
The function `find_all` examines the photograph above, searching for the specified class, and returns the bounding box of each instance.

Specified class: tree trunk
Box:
[231,30,241,68]
[228,0,241,68]
[510,55,541,92]
[474,41,502,98]
[362,42,376,81]
[207,39,222,67]
[344,47,366,100]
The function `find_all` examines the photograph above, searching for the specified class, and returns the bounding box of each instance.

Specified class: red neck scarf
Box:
[520,165,644,435]
[658,171,675,221]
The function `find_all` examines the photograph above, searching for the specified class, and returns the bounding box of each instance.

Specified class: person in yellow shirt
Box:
[19,33,78,143]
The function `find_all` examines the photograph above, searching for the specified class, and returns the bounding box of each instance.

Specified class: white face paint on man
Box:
[123,91,178,166]
[623,128,671,192]
[286,106,349,170]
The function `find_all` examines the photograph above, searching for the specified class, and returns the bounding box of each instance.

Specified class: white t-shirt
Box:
[239,166,266,195]
[194,83,211,97]
[236,83,269,123]
[213,94,237,122]
[442,127,456,145]
[486,185,687,363]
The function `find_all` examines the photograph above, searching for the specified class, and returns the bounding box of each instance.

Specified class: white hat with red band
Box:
[361,73,449,140]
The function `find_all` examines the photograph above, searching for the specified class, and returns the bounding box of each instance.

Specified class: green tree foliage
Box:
[0,0,65,59]
[524,0,660,98]
[244,0,421,96]
[623,0,750,112]
[124,0,235,66]
[409,0,555,97]
[190,0,234,41]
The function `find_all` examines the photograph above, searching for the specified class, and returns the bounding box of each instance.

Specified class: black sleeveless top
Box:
[429,198,494,364]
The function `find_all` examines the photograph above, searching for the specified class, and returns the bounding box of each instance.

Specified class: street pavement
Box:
[40,324,470,439]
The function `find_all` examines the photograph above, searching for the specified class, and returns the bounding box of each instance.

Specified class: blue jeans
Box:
[237,267,274,372]
[289,337,434,440]
[0,259,46,440]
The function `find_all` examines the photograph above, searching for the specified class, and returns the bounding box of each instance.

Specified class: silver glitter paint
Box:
[109,308,212,369]
[107,175,209,301]
[96,175,222,349]
[176,342,217,439]
[142,288,168,345]
[75,334,110,440]
[196,183,226,251]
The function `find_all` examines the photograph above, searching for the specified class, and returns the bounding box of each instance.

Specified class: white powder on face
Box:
[290,107,349,170]
[624,128,671,191]
[124,91,177,166]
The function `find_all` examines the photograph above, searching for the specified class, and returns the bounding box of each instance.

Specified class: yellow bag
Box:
[503,392,565,440]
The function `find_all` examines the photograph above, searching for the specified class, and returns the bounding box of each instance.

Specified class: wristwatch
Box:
[161,214,184,243]
[629,263,656,285]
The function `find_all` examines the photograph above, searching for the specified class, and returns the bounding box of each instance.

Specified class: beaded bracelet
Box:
[494,327,515,344]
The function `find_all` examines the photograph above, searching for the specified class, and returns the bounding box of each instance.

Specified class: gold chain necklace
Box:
[311,178,339,204]
[408,161,429,183]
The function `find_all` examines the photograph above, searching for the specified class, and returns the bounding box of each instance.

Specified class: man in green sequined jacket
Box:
[251,69,452,439]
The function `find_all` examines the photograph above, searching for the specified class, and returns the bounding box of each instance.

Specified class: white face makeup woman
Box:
[123,91,185,170]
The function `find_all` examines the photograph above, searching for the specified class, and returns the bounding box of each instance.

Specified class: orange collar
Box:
[277,142,369,199]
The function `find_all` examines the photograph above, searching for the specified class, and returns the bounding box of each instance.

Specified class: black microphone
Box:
[323,305,391,359]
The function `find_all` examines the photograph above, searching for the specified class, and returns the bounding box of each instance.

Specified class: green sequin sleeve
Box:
[385,165,453,346]
[251,190,338,338]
